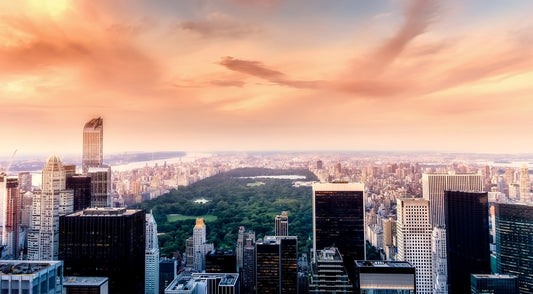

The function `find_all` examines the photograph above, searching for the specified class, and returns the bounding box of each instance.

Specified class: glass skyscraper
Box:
[495,202,533,293]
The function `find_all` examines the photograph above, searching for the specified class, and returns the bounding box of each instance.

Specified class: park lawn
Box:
[167,214,218,223]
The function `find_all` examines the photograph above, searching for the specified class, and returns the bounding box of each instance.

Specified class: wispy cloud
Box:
[179,12,261,39]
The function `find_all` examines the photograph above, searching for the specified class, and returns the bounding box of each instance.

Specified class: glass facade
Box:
[495,203,533,293]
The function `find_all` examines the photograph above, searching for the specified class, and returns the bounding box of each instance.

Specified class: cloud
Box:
[179,12,261,39]
[218,56,323,89]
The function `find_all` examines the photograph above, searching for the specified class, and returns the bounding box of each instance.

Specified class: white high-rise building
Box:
[146,213,159,294]
[29,155,73,260]
[397,197,433,294]
[432,226,448,294]
[520,164,530,203]
[192,218,214,271]
[422,173,483,227]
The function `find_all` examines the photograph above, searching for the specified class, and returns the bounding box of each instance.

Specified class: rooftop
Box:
[471,274,518,279]
[84,117,103,129]
[313,182,364,192]
[67,208,142,217]
[355,260,415,268]
[63,276,108,286]
[0,261,62,275]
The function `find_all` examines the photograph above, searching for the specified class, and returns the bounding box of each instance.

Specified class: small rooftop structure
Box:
[63,276,108,287]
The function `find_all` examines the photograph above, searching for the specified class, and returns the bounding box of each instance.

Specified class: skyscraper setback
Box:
[82,117,103,173]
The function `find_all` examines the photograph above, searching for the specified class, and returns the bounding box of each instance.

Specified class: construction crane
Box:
[0,149,17,176]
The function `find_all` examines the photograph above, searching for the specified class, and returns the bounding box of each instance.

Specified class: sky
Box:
[1,0,533,155]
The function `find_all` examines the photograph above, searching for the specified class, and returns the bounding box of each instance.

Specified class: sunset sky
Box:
[1,0,533,155]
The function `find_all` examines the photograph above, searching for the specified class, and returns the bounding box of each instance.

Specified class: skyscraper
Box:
[192,218,214,272]
[432,226,447,294]
[495,202,533,293]
[146,213,160,294]
[87,166,111,207]
[0,175,20,258]
[444,191,490,294]
[275,211,288,236]
[28,155,73,261]
[520,164,530,203]
[470,274,519,294]
[313,182,365,281]
[65,175,92,212]
[422,173,483,227]
[397,197,433,294]
[255,236,298,294]
[82,117,103,173]
[59,208,145,294]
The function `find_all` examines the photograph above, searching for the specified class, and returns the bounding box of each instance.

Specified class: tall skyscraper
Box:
[495,203,533,293]
[17,171,32,193]
[520,164,531,203]
[432,226,448,294]
[397,197,433,294]
[275,211,288,236]
[192,218,214,272]
[444,191,490,294]
[255,236,297,294]
[146,213,160,294]
[82,117,103,173]
[59,208,145,294]
[313,182,365,281]
[28,155,73,261]
[0,175,20,258]
[422,173,483,227]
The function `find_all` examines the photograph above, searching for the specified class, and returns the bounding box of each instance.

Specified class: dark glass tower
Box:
[255,236,297,294]
[65,175,92,212]
[313,182,365,281]
[59,208,145,294]
[444,191,490,294]
[495,203,533,293]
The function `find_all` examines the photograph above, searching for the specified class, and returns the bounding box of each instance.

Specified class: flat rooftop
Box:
[355,260,414,268]
[63,276,108,287]
[472,274,518,279]
[313,182,364,192]
[0,261,62,275]
[317,247,342,261]
[67,208,141,217]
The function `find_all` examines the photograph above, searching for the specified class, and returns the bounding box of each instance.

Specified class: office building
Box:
[422,173,483,227]
[444,191,490,294]
[432,226,447,294]
[82,117,103,173]
[63,276,109,294]
[59,208,145,294]
[28,155,73,261]
[66,175,92,212]
[470,274,518,294]
[189,218,214,272]
[495,203,533,293]
[354,260,416,293]
[313,182,365,281]
[397,197,433,294]
[309,247,353,293]
[256,236,298,294]
[0,175,20,258]
[520,164,531,203]
[146,213,160,294]
[0,260,63,294]
[87,166,111,207]
[275,211,289,236]
[206,249,237,273]
[242,236,256,294]
[160,258,177,294]
[165,273,240,294]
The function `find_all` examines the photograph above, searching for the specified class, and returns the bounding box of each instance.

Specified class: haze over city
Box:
[2,0,533,154]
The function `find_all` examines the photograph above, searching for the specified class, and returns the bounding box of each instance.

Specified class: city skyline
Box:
[2,0,533,154]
